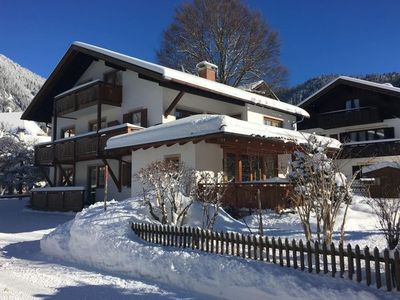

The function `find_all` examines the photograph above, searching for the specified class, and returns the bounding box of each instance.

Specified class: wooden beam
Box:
[164,91,185,118]
[101,159,121,192]
[58,164,73,186]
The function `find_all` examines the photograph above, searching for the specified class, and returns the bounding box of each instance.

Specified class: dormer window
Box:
[345,99,360,110]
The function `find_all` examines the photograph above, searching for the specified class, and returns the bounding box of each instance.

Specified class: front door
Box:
[88,166,97,204]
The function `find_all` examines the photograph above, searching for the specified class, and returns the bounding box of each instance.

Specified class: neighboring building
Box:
[22,41,335,210]
[0,111,50,144]
[239,80,280,100]
[297,76,400,182]
[361,162,400,198]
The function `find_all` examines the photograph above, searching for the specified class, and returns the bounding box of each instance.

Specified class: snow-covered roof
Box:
[0,112,46,136]
[298,76,400,107]
[72,42,309,118]
[362,161,400,174]
[106,114,340,150]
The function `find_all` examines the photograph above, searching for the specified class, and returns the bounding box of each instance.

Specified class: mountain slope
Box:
[278,72,400,105]
[0,54,44,112]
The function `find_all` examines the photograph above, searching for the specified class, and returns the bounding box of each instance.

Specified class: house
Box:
[361,162,400,198]
[22,41,333,211]
[297,76,400,188]
[0,111,50,144]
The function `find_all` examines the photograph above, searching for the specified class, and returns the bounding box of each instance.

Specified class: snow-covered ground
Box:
[40,197,395,299]
[242,195,386,249]
[0,198,212,299]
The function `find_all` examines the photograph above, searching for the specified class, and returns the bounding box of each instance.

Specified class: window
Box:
[89,118,107,131]
[341,127,394,142]
[123,109,147,127]
[330,134,339,140]
[165,155,180,169]
[345,99,360,110]
[103,70,122,86]
[223,153,236,181]
[264,116,283,128]
[88,165,105,189]
[61,127,75,138]
[175,108,198,120]
[230,114,242,120]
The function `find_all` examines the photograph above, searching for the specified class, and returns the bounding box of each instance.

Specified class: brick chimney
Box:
[196,61,218,81]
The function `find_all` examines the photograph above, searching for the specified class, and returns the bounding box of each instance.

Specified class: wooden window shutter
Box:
[141,109,148,127]
[123,113,131,124]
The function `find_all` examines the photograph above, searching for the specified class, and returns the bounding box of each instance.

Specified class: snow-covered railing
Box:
[132,222,400,293]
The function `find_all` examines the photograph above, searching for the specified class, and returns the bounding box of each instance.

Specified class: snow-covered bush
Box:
[136,160,197,226]
[196,171,227,230]
[289,135,352,244]
[368,196,400,250]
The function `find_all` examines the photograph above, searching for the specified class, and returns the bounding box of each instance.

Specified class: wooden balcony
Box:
[55,80,122,116]
[199,181,293,210]
[317,106,382,129]
[35,124,140,165]
[340,138,400,159]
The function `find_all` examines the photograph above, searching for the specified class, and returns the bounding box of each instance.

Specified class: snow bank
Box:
[42,198,387,299]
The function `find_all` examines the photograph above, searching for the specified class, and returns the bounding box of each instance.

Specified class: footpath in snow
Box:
[41,197,394,300]
[0,198,210,299]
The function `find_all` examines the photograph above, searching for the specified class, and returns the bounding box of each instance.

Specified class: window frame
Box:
[263,116,283,128]
[123,108,148,127]
[60,126,75,139]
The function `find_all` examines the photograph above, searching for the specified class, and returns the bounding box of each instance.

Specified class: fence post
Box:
[272,237,276,264]
[253,235,258,260]
[394,250,400,291]
[315,241,320,274]
[210,230,215,253]
[236,233,241,257]
[322,242,328,274]
[247,234,252,259]
[331,243,336,277]
[292,239,297,269]
[200,229,205,251]
[384,249,392,291]
[183,227,187,248]
[278,238,283,266]
[205,230,210,253]
[347,244,354,280]
[299,240,305,271]
[355,245,362,283]
[242,234,246,258]
[216,231,220,254]
[306,240,312,273]
[374,247,381,289]
[285,238,290,267]
[365,246,371,286]
[259,236,264,261]
[196,228,200,250]
[231,232,235,256]
[339,243,345,278]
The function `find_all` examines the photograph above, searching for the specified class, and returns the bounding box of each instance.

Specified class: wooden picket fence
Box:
[131,222,400,293]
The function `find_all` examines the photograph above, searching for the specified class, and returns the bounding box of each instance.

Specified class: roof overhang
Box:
[22,42,309,123]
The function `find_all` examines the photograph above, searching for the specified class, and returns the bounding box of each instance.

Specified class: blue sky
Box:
[1,0,399,86]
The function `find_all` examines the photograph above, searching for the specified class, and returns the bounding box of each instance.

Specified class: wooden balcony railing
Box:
[55,81,122,116]
[35,124,140,165]
[199,181,293,210]
[317,106,381,129]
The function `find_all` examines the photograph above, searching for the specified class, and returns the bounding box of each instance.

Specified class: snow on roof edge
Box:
[72,42,309,118]
[298,76,400,107]
[362,161,400,174]
[106,114,340,151]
